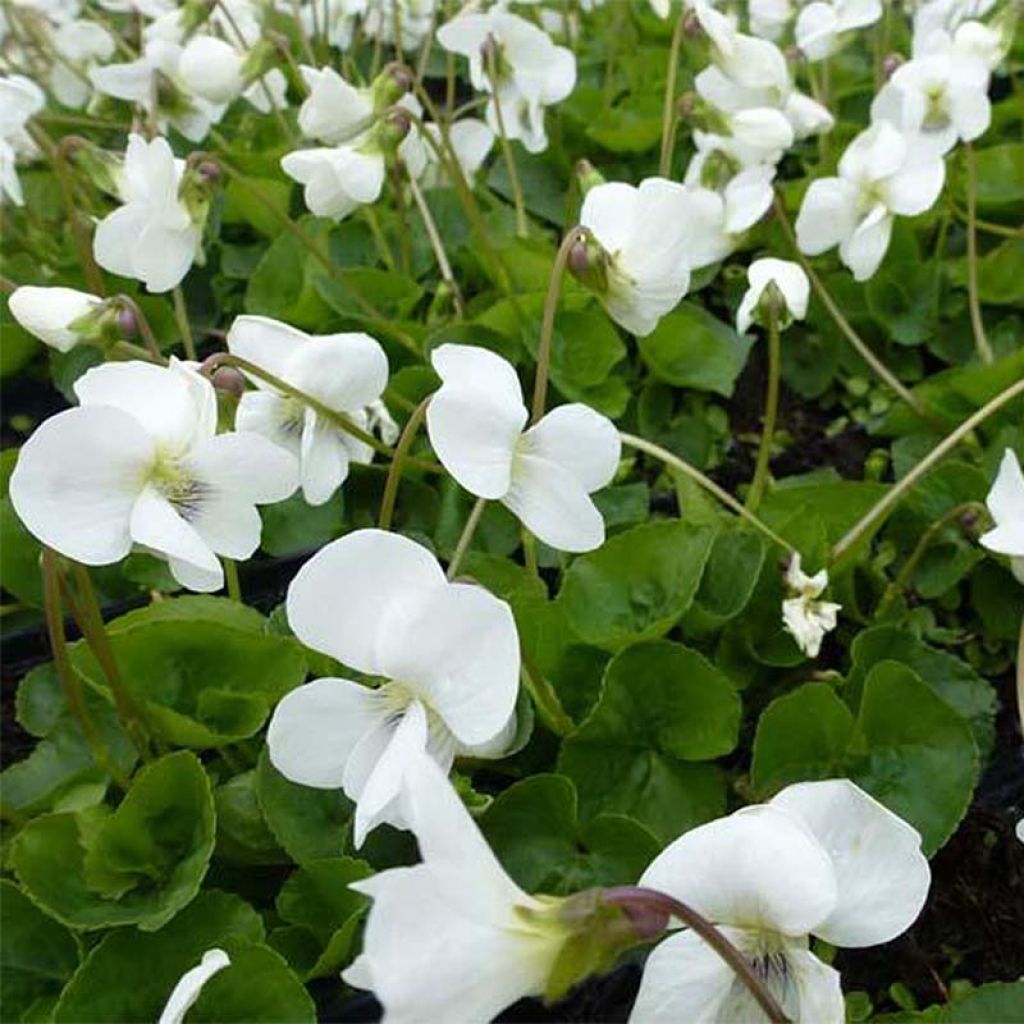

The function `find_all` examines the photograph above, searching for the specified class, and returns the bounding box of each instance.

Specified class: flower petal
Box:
[298,409,350,506]
[522,404,621,493]
[286,332,389,412]
[227,314,310,381]
[986,449,1024,527]
[188,430,298,505]
[157,949,231,1024]
[770,779,930,947]
[129,485,221,581]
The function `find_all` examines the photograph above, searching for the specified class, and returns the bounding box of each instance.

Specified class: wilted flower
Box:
[8,286,109,352]
[736,257,810,334]
[158,949,231,1024]
[631,779,931,1023]
[9,359,297,592]
[979,448,1024,584]
[795,121,945,280]
[93,134,207,293]
[426,344,621,553]
[268,529,520,846]
[577,178,696,336]
[227,314,392,506]
[781,553,841,657]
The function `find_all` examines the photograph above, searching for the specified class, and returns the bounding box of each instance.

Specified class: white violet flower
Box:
[979,448,1024,584]
[736,257,810,335]
[782,552,842,658]
[8,285,107,352]
[796,0,884,62]
[0,74,45,206]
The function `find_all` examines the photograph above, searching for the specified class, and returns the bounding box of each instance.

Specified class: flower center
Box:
[150,453,209,521]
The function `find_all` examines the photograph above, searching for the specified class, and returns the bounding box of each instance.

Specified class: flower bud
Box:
[574,159,605,197]
[211,366,246,398]
[682,8,701,37]
[117,304,138,338]
[881,52,904,79]
[8,286,111,352]
[566,229,609,295]
[375,62,414,107]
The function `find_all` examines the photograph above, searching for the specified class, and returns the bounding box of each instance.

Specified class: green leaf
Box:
[586,93,663,153]
[12,751,216,931]
[558,641,738,841]
[316,268,423,320]
[638,304,754,397]
[214,770,286,866]
[866,261,940,345]
[480,774,660,895]
[244,222,333,329]
[260,491,344,557]
[682,528,767,635]
[557,520,716,651]
[0,880,80,1024]
[961,143,1024,209]
[255,748,353,863]
[53,891,264,1023]
[273,857,370,978]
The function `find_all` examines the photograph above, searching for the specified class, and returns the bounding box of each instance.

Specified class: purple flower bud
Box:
[211,366,246,397]
[882,53,904,79]
[383,61,414,94]
[117,305,138,338]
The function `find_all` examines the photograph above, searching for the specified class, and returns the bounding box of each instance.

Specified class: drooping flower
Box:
[344,750,575,1021]
[158,949,231,1024]
[796,0,883,62]
[267,529,520,846]
[295,62,409,145]
[577,178,697,337]
[631,779,931,1023]
[93,134,207,293]
[781,553,841,657]
[9,359,298,592]
[425,344,621,553]
[979,448,1024,584]
[0,74,45,206]
[227,314,392,506]
[176,34,288,115]
[8,286,109,352]
[795,120,945,280]
[736,257,810,335]
[437,9,576,154]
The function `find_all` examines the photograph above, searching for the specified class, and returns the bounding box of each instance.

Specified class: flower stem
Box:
[521,657,575,738]
[41,549,129,790]
[532,228,584,424]
[486,49,528,238]
[831,377,1024,564]
[601,887,789,1024]
[619,432,794,552]
[407,172,465,316]
[964,143,995,365]
[874,501,987,620]
[172,286,196,360]
[772,194,931,422]
[447,496,487,580]
[379,396,431,530]
[223,558,242,602]
[747,311,781,512]
[658,9,687,177]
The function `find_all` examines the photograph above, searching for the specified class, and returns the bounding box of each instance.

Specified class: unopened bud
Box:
[117,305,138,338]
[384,106,412,141]
[574,159,605,196]
[784,44,802,62]
[882,53,904,79]
[211,366,246,397]
[565,229,609,295]
[195,159,220,183]
[383,61,414,94]
[682,9,700,36]
[677,91,697,120]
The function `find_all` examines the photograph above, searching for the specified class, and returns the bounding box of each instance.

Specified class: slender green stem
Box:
[408,171,465,316]
[486,49,528,238]
[521,658,575,738]
[361,206,397,270]
[67,561,153,760]
[447,497,487,580]
[620,432,794,552]
[522,528,539,578]
[223,558,242,602]
[773,194,931,421]
[379,397,431,530]
[747,312,781,512]
[114,294,161,358]
[964,144,995,365]
[874,501,987,619]
[172,286,196,360]
[110,339,163,363]
[658,9,687,177]
[42,549,129,789]
[832,377,1024,563]
[532,228,584,423]
[289,0,318,63]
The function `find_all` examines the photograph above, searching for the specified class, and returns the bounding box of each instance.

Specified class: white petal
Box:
[770,779,930,947]
[374,583,520,747]
[166,555,223,593]
[503,454,606,553]
[94,204,150,280]
[267,676,383,788]
[158,949,231,1024]
[985,446,1024,529]
[132,221,197,294]
[979,523,1024,558]
[297,65,373,144]
[795,178,858,256]
[286,332,389,412]
[9,406,152,565]
[839,205,893,281]
[129,485,222,580]
[188,430,298,505]
[639,804,838,936]
[285,529,445,672]
[426,344,527,499]
[882,149,946,217]
[521,404,620,492]
[187,494,261,561]
[299,408,350,505]
[580,181,639,255]
[227,314,310,381]
[177,35,242,104]
[8,286,103,352]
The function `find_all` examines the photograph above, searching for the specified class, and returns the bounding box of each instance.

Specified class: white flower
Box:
[631,779,931,1023]
[979,449,1024,585]
[362,0,437,51]
[8,286,107,352]
[795,121,945,281]
[421,118,495,188]
[437,10,575,154]
[750,0,795,40]
[267,529,520,846]
[158,949,231,1024]
[426,344,620,553]
[93,134,202,294]
[736,257,810,335]
[51,19,116,108]
[796,0,883,62]
[227,314,391,506]
[912,0,999,54]
[579,178,696,337]
[9,359,298,592]
[781,553,841,657]
[871,34,991,155]
[344,750,568,1021]
[0,74,45,206]
[177,35,245,105]
[278,0,367,50]
[296,64,375,144]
